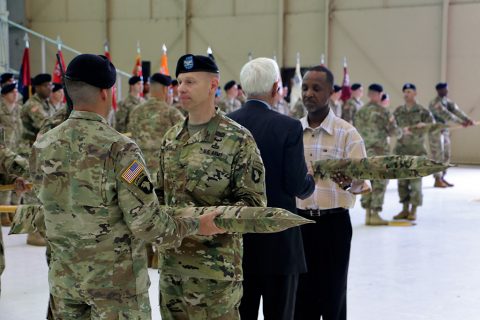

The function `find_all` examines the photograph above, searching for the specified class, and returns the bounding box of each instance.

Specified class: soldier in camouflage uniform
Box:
[393,83,434,221]
[127,73,184,184]
[114,75,144,133]
[0,83,23,226]
[342,83,363,124]
[0,144,29,296]
[428,82,474,187]
[30,54,222,319]
[217,80,242,113]
[156,54,266,319]
[20,74,55,151]
[354,83,401,225]
[48,83,65,113]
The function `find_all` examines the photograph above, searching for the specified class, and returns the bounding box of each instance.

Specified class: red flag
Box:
[340,57,351,102]
[18,44,31,103]
[160,44,169,75]
[52,50,66,84]
[104,42,118,111]
[132,51,142,78]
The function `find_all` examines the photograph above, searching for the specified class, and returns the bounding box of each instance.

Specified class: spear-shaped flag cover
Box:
[312,155,451,180]
[175,206,314,233]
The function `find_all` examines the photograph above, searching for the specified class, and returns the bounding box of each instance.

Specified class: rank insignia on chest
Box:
[122,160,144,184]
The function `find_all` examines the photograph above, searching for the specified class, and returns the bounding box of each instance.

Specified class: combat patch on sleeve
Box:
[136,175,153,194]
[121,160,144,184]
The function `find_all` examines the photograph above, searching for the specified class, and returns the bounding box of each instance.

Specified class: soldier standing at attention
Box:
[0,82,23,226]
[49,83,65,112]
[354,84,400,225]
[114,75,144,133]
[20,73,54,148]
[428,82,474,187]
[217,80,242,113]
[329,84,343,117]
[30,54,223,319]
[393,83,434,221]
[342,83,363,124]
[156,54,266,319]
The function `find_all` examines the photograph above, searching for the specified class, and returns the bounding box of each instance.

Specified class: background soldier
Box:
[342,83,363,124]
[0,83,23,226]
[30,54,222,319]
[156,54,266,319]
[393,83,434,221]
[49,83,65,112]
[217,80,242,113]
[428,82,474,187]
[354,83,400,225]
[330,84,343,117]
[114,75,144,132]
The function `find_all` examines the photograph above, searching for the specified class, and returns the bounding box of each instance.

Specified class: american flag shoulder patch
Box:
[121,160,144,184]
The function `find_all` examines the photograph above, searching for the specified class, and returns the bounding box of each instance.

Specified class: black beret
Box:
[171,79,178,86]
[66,54,116,89]
[0,73,14,85]
[150,73,172,86]
[224,80,236,91]
[333,84,342,93]
[381,93,389,101]
[351,83,362,91]
[368,83,383,93]
[32,73,52,86]
[436,82,448,90]
[128,76,142,85]
[52,83,63,92]
[1,82,16,95]
[402,83,416,91]
[176,54,219,78]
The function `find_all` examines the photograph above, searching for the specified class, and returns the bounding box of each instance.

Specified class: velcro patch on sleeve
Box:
[121,160,144,184]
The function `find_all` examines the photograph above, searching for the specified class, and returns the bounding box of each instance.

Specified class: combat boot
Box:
[1,212,12,227]
[26,232,47,246]
[394,203,410,220]
[407,205,417,221]
[365,208,371,225]
[367,211,389,226]
[442,178,454,187]
[434,177,448,188]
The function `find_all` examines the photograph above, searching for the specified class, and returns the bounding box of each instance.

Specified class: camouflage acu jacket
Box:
[394,103,434,156]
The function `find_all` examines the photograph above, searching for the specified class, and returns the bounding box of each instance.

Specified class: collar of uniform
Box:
[175,107,222,143]
[69,110,109,124]
[300,108,335,135]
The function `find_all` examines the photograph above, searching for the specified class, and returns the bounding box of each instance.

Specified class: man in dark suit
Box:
[228,57,315,320]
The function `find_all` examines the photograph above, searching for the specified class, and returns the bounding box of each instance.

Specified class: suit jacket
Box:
[228,99,314,275]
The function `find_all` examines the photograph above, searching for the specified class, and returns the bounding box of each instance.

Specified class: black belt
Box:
[297,208,347,217]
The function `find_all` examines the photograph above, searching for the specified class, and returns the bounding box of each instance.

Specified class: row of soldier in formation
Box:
[0,52,470,320]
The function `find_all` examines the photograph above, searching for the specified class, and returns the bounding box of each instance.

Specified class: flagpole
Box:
[24,33,29,48]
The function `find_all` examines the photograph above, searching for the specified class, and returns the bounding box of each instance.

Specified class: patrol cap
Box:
[435,82,448,90]
[402,83,416,91]
[52,83,63,92]
[333,84,342,93]
[224,80,237,91]
[0,73,14,85]
[32,73,52,86]
[1,82,16,95]
[150,73,172,86]
[351,83,362,91]
[368,83,383,93]
[176,54,219,78]
[66,54,116,89]
[128,76,142,85]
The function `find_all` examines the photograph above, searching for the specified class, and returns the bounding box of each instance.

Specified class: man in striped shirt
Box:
[294,66,370,320]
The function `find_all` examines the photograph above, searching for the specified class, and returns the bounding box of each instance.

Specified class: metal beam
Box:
[440,0,450,81]
[277,0,284,67]
[183,0,191,53]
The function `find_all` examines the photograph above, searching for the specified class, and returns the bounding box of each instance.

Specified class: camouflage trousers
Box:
[159,274,242,320]
[50,292,151,320]
[430,129,450,178]
[398,178,423,206]
[361,179,389,212]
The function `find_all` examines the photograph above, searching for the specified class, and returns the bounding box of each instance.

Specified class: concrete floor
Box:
[0,166,479,319]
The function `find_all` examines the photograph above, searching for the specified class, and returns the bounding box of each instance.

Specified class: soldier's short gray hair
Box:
[65,79,102,106]
[240,58,280,97]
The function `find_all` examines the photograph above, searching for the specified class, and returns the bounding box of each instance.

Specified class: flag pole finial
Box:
[162,44,167,53]
[207,46,213,55]
[56,36,62,51]
[343,56,347,67]
[273,51,277,62]
[104,40,109,52]
[248,52,253,61]
[137,41,141,54]
[24,33,30,48]
[320,53,325,65]
[296,52,300,64]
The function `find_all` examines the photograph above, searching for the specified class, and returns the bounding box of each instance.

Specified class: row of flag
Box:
[15,34,352,109]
